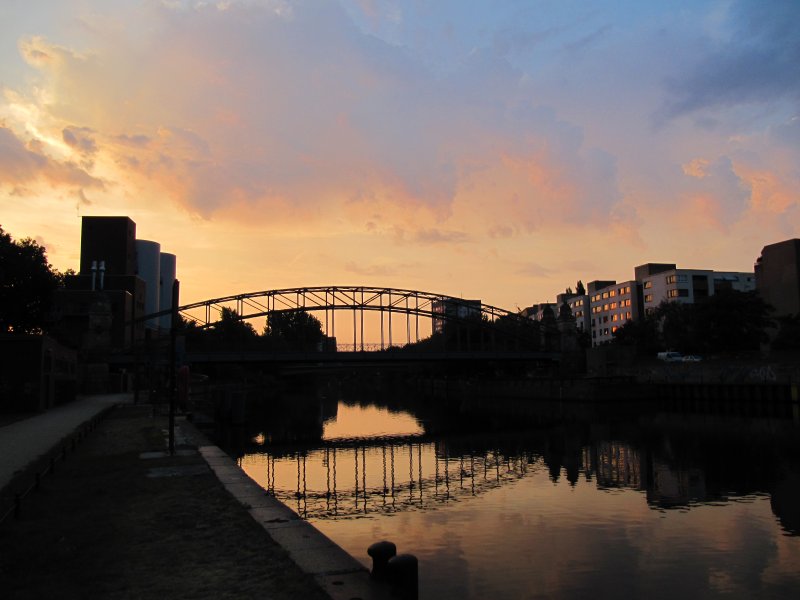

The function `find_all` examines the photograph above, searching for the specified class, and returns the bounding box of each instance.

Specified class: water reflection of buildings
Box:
[243,434,718,521]
[583,441,708,507]
[584,442,643,489]
[230,389,800,534]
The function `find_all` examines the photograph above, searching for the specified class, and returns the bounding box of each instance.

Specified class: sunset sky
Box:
[1,0,798,313]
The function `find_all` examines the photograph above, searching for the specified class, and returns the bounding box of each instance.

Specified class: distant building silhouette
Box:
[755,238,800,317]
[432,298,481,334]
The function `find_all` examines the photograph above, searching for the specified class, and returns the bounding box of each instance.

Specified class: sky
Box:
[1,0,798,314]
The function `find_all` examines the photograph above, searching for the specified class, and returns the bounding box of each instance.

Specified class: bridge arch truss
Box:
[174,286,530,351]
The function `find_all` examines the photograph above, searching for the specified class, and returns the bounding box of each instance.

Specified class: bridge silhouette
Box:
[141,285,561,363]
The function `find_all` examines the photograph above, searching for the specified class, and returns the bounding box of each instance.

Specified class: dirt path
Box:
[0,405,329,600]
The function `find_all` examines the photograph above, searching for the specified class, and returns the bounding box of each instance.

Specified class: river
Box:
[224,381,800,599]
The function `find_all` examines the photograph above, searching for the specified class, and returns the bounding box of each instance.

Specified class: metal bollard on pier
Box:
[387,553,418,599]
[367,540,397,580]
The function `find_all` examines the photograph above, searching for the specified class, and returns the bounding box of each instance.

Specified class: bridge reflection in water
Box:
[244,440,541,519]
[228,390,800,599]
[240,433,658,521]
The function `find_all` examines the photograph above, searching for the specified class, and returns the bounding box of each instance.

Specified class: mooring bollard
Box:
[367,540,397,580]
[387,553,418,599]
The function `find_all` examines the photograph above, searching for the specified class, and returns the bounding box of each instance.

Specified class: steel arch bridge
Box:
[167,286,534,351]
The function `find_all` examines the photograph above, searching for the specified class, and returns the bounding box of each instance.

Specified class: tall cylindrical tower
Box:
[159,253,177,331]
[135,239,161,331]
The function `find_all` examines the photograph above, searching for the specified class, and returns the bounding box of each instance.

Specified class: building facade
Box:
[755,238,800,317]
[556,292,590,334]
[636,264,755,315]
[588,280,640,346]
[432,298,482,334]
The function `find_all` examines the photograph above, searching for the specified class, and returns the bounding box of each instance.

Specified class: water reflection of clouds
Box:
[321,403,423,441]
[236,399,800,598]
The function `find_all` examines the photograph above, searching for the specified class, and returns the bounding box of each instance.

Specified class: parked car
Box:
[657,351,683,362]
[682,355,702,362]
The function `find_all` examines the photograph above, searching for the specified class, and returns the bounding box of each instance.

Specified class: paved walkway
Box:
[0,393,132,491]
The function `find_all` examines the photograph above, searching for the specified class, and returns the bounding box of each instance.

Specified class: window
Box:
[612,326,618,333]
[644,281,652,289]
[667,274,687,284]
[603,316,609,323]
[575,310,583,317]
[626,311,632,319]
[603,303,609,311]
[612,314,618,322]
[668,288,689,298]
[602,292,609,299]
[603,328,609,335]
[591,318,596,326]
[644,294,653,302]
[609,290,616,297]
[610,302,618,309]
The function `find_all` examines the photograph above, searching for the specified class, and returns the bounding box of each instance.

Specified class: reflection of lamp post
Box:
[169,279,180,455]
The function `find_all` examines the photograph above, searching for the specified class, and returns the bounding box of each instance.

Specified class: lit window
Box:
[612,326,618,333]
[644,294,653,302]
[644,281,652,289]
[612,314,618,322]
[609,290,616,297]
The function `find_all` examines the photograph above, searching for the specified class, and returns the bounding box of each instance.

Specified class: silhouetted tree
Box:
[772,314,800,351]
[0,225,62,333]
[263,310,324,350]
[576,280,586,296]
[612,311,661,356]
[690,289,772,354]
[613,290,773,356]
[211,307,258,347]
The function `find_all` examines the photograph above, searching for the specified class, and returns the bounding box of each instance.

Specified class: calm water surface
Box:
[233,390,800,599]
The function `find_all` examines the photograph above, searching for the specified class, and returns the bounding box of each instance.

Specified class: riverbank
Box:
[0,404,336,599]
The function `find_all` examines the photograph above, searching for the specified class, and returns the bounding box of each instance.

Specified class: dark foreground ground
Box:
[0,405,329,600]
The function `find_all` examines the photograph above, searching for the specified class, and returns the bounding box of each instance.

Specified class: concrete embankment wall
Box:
[427,375,800,419]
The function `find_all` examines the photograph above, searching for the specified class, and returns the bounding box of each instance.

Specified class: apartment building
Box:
[588,280,640,346]
[556,292,590,333]
[635,263,755,315]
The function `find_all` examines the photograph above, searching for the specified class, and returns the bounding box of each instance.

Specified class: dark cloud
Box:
[115,133,151,147]
[62,126,97,155]
[0,126,103,190]
[413,228,472,244]
[660,0,800,119]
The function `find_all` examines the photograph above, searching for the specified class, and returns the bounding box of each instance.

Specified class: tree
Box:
[263,310,324,350]
[576,280,586,296]
[0,225,62,333]
[690,289,772,354]
[772,314,800,352]
[212,307,258,346]
[612,312,660,355]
